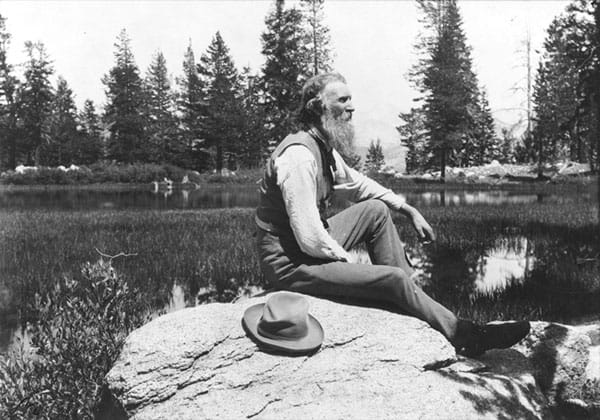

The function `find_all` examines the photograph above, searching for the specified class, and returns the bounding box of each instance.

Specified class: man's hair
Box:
[297,72,346,126]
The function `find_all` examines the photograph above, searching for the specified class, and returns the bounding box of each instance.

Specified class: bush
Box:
[0,259,149,419]
[0,162,205,185]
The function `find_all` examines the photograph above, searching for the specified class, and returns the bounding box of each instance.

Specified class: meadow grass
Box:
[1,197,598,329]
[0,193,598,415]
[0,208,263,321]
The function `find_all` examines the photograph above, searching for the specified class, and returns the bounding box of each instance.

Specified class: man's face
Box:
[320,81,356,155]
[321,81,354,122]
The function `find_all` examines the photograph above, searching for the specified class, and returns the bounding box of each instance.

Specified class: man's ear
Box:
[307,97,324,116]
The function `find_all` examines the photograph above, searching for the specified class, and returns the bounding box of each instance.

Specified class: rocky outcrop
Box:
[103,294,597,419]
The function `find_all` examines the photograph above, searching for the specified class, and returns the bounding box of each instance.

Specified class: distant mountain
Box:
[354,114,407,173]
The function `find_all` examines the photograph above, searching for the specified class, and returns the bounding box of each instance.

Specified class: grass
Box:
[1,197,598,330]
[0,209,262,320]
[0,189,598,415]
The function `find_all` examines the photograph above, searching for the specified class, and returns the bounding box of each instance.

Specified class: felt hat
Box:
[242,292,324,355]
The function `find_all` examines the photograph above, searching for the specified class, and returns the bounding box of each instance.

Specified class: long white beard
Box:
[322,111,356,157]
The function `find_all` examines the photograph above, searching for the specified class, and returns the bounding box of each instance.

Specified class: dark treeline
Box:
[398,0,600,178]
[0,0,333,174]
[0,0,598,177]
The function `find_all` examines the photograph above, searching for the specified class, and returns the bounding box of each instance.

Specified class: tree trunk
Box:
[537,135,544,178]
[216,144,223,174]
[8,133,16,170]
[440,147,446,183]
[594,1,599,214]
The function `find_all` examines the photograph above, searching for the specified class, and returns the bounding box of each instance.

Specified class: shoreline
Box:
[0,174,597,192]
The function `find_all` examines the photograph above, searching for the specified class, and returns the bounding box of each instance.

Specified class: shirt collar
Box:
[308,125,333,153]
[308,125,337,172]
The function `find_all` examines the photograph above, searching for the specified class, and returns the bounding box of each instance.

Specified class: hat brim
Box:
[242,303,324,355]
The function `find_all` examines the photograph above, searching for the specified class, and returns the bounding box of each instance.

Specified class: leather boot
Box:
[453,319,531,357]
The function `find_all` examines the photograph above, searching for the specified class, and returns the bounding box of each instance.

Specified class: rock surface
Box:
[103,294,569,419]
[512,322,595,405]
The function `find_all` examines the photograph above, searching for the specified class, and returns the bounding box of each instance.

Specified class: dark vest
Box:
[255,129,334,234]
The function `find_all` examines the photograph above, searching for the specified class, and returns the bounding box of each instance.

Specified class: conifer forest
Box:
[0,0,597,177]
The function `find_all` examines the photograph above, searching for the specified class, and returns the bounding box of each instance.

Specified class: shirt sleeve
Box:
[274,145,352,261]
[331,149,406,210]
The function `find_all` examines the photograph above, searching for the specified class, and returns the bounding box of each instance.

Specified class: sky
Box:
[1,0,570,157]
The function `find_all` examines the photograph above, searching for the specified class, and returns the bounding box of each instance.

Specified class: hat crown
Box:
[257,293,309,341]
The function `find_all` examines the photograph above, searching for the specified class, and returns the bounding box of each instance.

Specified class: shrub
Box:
[0,259,149,419]
[0,162,200,185]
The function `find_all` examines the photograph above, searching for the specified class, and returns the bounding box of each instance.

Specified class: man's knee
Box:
[360,199,391,221]
[380,266,415,298]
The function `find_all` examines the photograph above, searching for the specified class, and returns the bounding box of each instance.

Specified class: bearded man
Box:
[255,72,530,357]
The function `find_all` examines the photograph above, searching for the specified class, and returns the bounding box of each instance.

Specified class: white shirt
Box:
[274,145,406,262]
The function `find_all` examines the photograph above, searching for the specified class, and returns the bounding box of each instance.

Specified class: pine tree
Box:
[301,0,333,76]
[260,0,308,148]
[19,41,54,166]
[43,76,79,165]
[410,0,485,178]
[531,0,597,170]
[144,50,177,163]
[499,128,517,164]
[78,99,103,164]
[472,89,501,165]
[530,61,563,174]
[592,0,600,174]
[176,40,208,170]
[102,29,145,163]
[397,107,429,173]
[0,14,19,170]
[199,32,244,172]
[239,66,268,168]
[365,138,385,174]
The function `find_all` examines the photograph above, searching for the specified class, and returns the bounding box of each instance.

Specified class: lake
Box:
[0,185,599,353]
[0,185,595,210]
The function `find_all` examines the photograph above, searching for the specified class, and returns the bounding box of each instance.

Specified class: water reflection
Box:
[0,186,594,210]
[404,226,600,323]
[471,236,534,298]
[409,190,593,207]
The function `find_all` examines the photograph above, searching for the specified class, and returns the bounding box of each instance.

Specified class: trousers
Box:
[256,199,459,341]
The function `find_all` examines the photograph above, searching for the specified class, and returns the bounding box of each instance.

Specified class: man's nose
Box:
[346,101,355,113]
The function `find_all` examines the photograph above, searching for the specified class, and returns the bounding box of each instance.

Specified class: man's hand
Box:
[400,203,436,243]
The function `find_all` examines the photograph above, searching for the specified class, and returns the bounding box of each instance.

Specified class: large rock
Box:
[103,294,557,419]
[512,322,594,404]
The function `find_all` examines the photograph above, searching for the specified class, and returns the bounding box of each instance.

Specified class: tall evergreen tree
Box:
[77,99,103,164]
[471,89,502,165]
[0,14,19,170]
[239,66,268,168]
[422,0,478,176]
[43,76,79,165]
[364,138,385,174]
[530,62,564,174]
[144,50,177,163]
[592,0,600,175]
[409,0,489,178]
[260,0,308,148]
[176,40,208,170]
[199,31,244,172]
[499,128,518,164]
[531,0,597,171]
[19,41,54,166]
[301,0,333,76]
[102,29,145,163]
[397,107,429,173]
